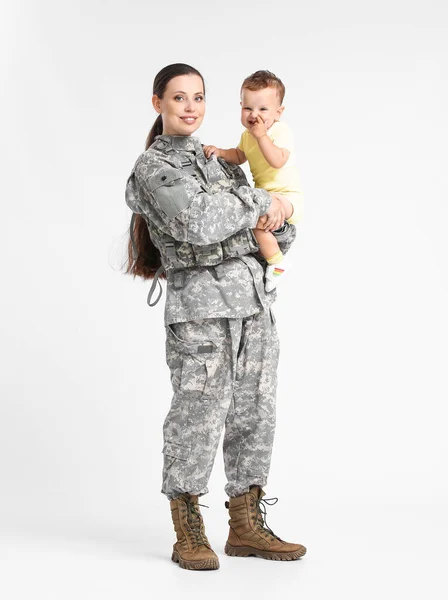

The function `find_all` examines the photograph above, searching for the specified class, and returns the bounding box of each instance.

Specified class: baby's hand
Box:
[203,145,221,159]
[249,115,268,140]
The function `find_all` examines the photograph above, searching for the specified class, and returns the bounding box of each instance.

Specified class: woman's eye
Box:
[195,96,204,102]
[174,96,184,101]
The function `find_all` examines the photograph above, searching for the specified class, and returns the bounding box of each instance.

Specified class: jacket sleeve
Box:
[125,156,272,246]
[272,222,297,255]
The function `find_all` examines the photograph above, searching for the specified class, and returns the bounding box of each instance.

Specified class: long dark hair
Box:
[126,63,205,280]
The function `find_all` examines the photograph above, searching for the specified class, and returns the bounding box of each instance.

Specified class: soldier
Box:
[125,63,306,570]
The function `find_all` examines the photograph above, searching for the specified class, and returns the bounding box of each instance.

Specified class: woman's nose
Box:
[184,101,195,112]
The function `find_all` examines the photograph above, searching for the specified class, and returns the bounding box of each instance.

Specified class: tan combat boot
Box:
[170,493,220,570]
[224,485,307,561]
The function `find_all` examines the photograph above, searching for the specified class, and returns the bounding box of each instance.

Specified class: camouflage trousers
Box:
[162,307,280,500]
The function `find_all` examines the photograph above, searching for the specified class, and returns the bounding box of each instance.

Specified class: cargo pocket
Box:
[163,441,190,461]
[166,324,224,396]
[161,440,191,491]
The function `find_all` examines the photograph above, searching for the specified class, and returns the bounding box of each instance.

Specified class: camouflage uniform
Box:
[125,134,296,499]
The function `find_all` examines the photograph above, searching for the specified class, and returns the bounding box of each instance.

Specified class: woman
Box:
[125,63,306,570]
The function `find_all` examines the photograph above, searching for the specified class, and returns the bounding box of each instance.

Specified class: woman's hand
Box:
[255,214,269,230]
[203,145,221,159]
[273,194,294,221]
[263,193,286,231]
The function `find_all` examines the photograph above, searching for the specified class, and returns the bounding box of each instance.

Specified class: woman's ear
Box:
[152,94,162,114]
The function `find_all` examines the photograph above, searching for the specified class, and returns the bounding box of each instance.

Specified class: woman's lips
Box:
[180,117,197,124]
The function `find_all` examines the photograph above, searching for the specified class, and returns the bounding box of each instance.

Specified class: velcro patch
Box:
[197,344,214,354]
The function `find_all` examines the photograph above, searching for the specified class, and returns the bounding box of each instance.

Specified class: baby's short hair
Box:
[241,70,286,104]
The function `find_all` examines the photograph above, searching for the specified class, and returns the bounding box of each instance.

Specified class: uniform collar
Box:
[153,134,203,154]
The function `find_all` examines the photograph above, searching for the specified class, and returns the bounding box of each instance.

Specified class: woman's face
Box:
[153,74,205,136]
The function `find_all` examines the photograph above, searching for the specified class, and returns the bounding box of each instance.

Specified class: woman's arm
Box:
[126,155,278,246]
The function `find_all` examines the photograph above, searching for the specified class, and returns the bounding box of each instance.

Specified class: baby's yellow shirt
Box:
[237,121,303,224]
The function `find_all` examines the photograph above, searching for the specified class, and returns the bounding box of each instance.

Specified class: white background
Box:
[1,0,447,598]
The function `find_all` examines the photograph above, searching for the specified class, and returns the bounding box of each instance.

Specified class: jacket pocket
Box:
[149,167,192,219]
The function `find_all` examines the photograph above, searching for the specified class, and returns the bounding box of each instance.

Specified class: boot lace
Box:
[183,497,210,548]
[253,496,282,541]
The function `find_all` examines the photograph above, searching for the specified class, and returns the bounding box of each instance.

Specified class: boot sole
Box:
[224,542,306,561]
[171,550,220,570]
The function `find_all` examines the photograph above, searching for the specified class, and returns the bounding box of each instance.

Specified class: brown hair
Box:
[126,63,205,280]
[241,70,285,104]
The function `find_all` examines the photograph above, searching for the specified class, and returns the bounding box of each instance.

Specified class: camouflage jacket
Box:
[125,134,296,324]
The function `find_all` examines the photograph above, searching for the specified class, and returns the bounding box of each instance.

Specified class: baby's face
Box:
[240,87,284,131]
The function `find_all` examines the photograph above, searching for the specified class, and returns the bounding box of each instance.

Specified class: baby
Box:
[204,70,303,291]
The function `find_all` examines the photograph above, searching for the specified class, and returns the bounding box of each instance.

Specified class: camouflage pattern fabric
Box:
[125,134,296,498]
[125,134,297,324]
[162,306,279,499]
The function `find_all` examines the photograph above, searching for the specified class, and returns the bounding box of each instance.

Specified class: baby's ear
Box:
[277,105,285,116]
